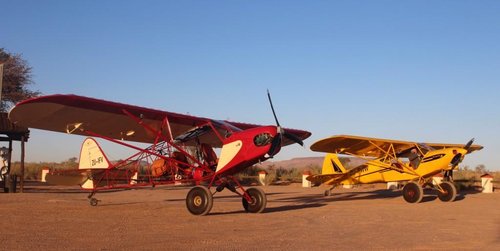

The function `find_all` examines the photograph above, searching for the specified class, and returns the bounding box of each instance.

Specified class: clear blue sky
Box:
[2,1,499,170]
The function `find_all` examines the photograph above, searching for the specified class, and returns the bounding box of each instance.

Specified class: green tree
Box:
[474,164,487,174]
[63,157,78,169]
[0,48,40,112]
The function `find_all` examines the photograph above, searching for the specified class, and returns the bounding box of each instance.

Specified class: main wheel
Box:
[402,182,423,203]
[437,181,457,202]
[242,187,267,213]
[186,186,213,215]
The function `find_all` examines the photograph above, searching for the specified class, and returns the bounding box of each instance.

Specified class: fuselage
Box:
[328,148,467,185]
[215,125,278,176]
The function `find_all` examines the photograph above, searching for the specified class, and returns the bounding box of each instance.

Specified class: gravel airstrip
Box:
[1,182,498,250]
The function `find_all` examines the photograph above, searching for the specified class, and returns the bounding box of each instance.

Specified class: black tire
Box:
[186,186,213,215]
[402,182,423,203]
[242,187,267,213]
[324,190,331,196]
[89,198,98,206]
[437,181,457,202]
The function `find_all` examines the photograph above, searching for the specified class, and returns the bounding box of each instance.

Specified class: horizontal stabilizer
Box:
[45,173,88,186]
[306,173,344,183]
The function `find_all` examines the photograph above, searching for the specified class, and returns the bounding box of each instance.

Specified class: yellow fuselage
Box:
[324,148,466,185]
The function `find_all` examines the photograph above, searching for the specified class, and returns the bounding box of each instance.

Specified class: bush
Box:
[263,164,322,184]
[453,168,500,191]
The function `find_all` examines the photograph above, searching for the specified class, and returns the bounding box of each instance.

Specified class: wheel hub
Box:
[249,196,256,206]
[194,196,202,207]
[408,190,415,197]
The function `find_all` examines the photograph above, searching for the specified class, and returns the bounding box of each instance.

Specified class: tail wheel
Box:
[186,186,213,216]
[402,182,423,203]
[437,181,457,202]
[89,198,99,206]
[242,187,267,213]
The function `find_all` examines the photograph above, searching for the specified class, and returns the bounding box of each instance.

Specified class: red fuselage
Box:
[215,126,279,176]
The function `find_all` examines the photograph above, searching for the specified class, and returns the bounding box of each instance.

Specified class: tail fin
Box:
[79,138,112,189]
[321,153,347,174]
[79,138,112,170]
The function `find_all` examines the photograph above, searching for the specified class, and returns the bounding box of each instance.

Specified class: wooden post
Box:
[387,181,399,190]
[7,140,12,174]
[0,63,3,102]
[481,174,494,193]
[302,170,312,188]
[41,167,49,182]
[258,171,267,186]
[6,140,13,192]
[20,136,25,193]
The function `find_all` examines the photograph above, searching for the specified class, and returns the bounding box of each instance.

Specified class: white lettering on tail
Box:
[79,138,111,169]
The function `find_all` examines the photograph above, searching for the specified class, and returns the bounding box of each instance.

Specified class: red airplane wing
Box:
[8,94,311,148]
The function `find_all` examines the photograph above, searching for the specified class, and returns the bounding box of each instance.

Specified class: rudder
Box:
[321,153,347,174]
[79,138,112,170]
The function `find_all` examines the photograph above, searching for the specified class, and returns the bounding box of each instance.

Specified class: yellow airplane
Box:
[307,135,483,203]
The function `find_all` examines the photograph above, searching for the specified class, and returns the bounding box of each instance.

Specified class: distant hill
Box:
[258,156,368,171]
[258,157,323,170]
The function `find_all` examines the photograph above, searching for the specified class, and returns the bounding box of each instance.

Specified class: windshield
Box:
[213,120,242,132]
[174,120,242,143]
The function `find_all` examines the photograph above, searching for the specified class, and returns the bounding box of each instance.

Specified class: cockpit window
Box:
[421,154,445,163]
[213,120,242,132]
[174,125,211,142]
[174,120,243,143]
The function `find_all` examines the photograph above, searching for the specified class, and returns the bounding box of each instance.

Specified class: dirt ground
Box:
[1,182,498,250]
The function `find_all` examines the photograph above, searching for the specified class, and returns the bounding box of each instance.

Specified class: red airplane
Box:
[9,92,310,215]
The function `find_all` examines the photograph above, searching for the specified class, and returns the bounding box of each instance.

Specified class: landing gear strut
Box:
[185,176,268,215]
[324,185,337,196]
[443,170,454,182]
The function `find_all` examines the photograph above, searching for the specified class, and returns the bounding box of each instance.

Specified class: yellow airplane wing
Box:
[424,143,483,153]
[310,135,483,158]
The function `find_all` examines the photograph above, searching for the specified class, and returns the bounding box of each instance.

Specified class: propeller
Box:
[266,90,303,157]
[450,153,463,168]
[447,138,475,180]
[450,138,475,167]
[464,138,474,153]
